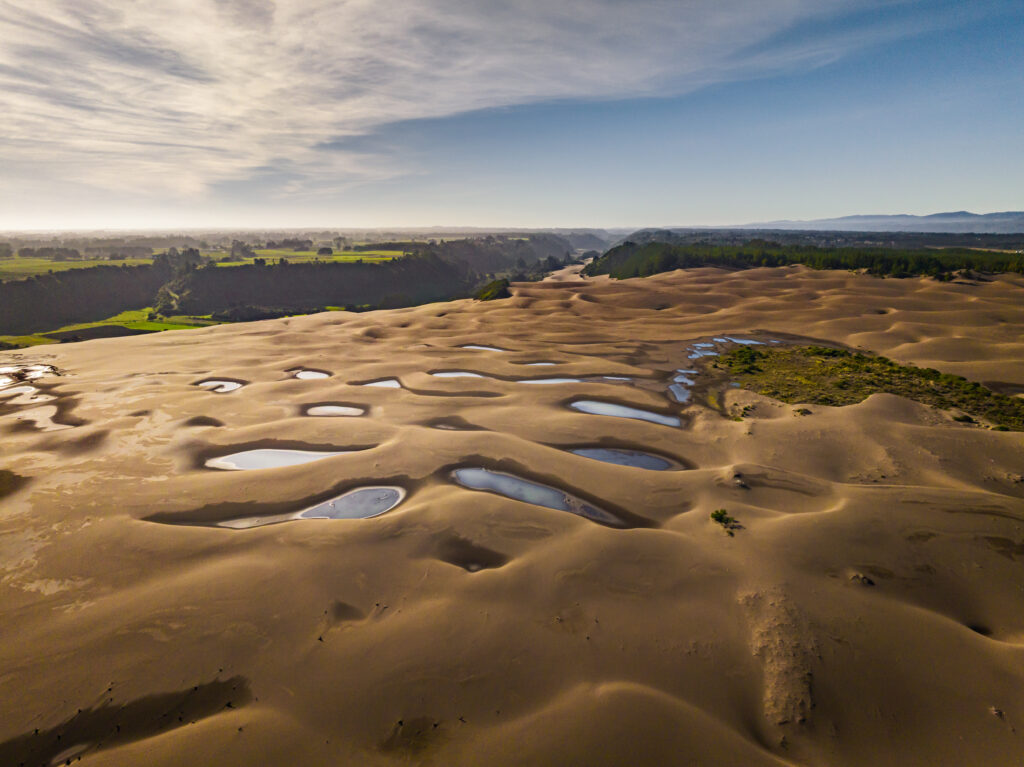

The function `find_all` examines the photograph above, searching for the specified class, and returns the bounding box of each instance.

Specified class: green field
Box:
[0,257,155,280]
[0,308,219,348]
[0,249,404,281]
[218,249,404,266]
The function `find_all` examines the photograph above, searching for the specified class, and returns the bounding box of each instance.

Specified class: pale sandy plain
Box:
[1,265,1023,766]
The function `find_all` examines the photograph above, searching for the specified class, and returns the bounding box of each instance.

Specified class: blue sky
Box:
[0,0,1020,230]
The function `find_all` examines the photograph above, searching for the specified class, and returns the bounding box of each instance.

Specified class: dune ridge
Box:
[1,265,1023,766]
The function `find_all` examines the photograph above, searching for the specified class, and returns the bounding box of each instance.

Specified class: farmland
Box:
[0,249,403,281]
[0,256,156,281]
[222,249,403,265]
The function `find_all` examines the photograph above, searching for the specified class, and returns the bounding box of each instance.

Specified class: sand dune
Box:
[2,265,1023,765]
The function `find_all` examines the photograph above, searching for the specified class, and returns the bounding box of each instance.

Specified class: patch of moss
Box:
[720,345,1024,431]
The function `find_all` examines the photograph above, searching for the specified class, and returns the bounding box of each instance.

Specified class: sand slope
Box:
[1,265,1023,766]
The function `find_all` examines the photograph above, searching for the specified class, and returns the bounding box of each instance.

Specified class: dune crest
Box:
[2,266,1023,765]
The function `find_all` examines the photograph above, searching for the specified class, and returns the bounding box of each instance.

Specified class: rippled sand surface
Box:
[2,264,1023,766]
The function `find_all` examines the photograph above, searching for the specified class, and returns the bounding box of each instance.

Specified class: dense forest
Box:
[0,235,573,338]
[0,262,174,335]
[156,236,572,315]
[615,228,1024,251]
[156,253,472,315]
[584,240,1024,280]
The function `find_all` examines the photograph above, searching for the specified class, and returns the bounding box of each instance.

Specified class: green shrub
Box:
[475,278,511,301]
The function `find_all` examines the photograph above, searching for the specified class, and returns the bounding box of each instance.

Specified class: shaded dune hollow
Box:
[2,266,1024,766]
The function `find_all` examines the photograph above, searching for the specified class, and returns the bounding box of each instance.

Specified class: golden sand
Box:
[2,265,1023,765]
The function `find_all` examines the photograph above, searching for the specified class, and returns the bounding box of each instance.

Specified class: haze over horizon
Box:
[1,0,1021,230]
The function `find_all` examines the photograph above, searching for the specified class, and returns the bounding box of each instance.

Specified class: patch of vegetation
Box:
[223,249,402,265]
[209,305,320,322]
[0,256,155,281]
[710,508,741,536]
[585,241,1024,280]
[474,278,511,301]
[0,307,218,347]
[1,235,576,337]
[720,345,1024,431]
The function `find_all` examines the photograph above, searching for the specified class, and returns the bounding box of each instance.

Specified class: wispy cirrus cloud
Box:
[0,0,912,204]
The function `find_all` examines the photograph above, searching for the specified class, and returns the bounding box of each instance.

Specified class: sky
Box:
[0,0,1021,230]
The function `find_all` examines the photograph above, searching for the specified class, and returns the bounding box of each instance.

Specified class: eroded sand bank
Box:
[2,265,1023,766]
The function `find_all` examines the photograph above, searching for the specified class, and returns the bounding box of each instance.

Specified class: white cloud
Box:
[0,0,903,203]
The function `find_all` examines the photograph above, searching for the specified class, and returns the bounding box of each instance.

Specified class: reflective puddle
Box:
[305,404,365,416]
[218,486,406,528]
[668,383,691,403]
[672,337,777,397]
[360,378,402,388]
[452,467,627,527]
[291,369,331,380]
[522,362,557,366]
[519,377,583,385]
[431,371,486,378]
[669,369,698,403]
[569,400,681,427]
[196,380,244,393]
[724,337,765,345]
[570,447,678,471]
[300,486,404,520]
[459,344,507,352]
[205,449,349,471]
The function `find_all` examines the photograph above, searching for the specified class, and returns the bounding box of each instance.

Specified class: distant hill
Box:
[742,211,1024,234]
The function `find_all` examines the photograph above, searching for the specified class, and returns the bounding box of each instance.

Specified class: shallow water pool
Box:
[299,486,405,520]
[218,486,406,528]
[569,448,676,471]
[197,380,243,393]
[431,371,487,378]
[205,449,348,471]
[452,467,626,527]
[361,378,402,388]
[305,405,365,417]
[668,383,692,403]
[519,377,583,385]
[569,400,681,427]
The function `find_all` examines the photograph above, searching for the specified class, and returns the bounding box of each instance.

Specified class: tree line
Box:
[0,262,174,335]
[0,235,575,338]
[155,252,472,316]
[584,240,1024,280]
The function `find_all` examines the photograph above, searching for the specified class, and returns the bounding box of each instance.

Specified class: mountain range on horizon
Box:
[735,210,1024,234]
